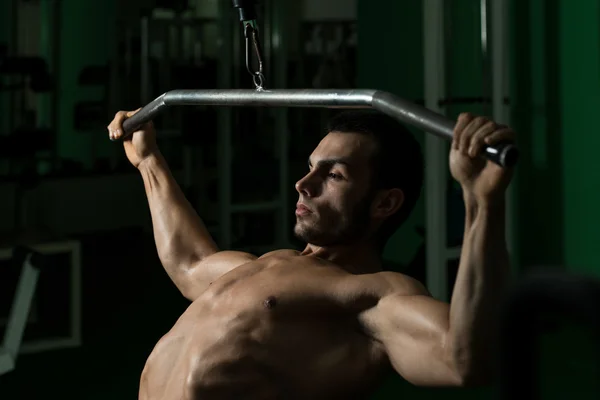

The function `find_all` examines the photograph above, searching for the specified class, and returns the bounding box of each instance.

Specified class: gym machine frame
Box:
[120,1,518,169]
[423,0,513,301]
[136,0,292,251]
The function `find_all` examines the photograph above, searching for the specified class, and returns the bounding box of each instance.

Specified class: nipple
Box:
[263,296,277,309]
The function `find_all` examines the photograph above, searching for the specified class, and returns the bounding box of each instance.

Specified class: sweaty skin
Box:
[107,110,514,400]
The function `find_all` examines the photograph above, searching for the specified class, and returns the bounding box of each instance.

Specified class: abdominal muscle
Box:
[139,312,283,399]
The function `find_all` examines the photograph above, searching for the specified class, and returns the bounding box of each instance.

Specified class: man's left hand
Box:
[449,113,515,203]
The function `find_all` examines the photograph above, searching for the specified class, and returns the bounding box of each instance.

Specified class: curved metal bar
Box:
[371,91,455,139]
[120,89,518,167]
[499,271,600,399]
[163,89,377,108]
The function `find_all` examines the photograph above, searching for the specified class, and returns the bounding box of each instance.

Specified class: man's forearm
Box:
[139,152,218,281]
[448,192,510,384]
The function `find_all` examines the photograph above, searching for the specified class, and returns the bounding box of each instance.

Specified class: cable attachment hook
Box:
[244,21,266,91]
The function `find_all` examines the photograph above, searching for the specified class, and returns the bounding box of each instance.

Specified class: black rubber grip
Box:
[482,142,519,168]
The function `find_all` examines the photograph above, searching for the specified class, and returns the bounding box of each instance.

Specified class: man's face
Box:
[294,131,377,246]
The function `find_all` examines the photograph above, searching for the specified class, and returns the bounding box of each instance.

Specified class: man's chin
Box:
[294,228,335,247]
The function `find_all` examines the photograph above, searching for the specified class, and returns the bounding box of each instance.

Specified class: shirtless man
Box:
[107,109,514,399]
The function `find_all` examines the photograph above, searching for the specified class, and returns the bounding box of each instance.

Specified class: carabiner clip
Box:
[244,22,266,90]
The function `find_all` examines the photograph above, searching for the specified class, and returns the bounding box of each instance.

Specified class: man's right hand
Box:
[108,109,159,169]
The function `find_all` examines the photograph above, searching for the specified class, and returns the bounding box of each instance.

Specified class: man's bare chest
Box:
[198,252,381,314]
[144,308,385,400]
[140,256,388,399]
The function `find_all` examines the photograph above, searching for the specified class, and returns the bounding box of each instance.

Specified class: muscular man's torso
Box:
[139,250,395,400]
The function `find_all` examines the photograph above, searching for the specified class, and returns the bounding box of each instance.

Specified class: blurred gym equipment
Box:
[499,271,600,400]
[0,247,42,376]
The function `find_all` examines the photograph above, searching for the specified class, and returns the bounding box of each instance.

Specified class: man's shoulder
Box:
[258,248,301,259]
[368,270,430,297]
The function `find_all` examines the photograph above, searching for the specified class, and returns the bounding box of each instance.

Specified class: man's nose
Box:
[295,173,319,197]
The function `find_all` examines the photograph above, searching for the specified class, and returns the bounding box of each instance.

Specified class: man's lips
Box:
[296,204,312,216]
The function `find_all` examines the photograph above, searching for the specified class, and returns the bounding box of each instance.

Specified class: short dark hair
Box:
[326,110,424,247]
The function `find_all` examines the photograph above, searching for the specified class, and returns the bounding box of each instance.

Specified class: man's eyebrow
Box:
[307,158,352,168]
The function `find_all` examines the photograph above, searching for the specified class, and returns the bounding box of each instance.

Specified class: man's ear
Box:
[372,188,404,219]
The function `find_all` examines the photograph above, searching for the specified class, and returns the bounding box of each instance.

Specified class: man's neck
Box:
[300,242,383,275]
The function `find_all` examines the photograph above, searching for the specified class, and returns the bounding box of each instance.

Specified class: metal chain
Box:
[244,22,266,90]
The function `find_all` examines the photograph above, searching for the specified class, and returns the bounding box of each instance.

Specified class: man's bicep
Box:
[183,251,258,299]
[368,294,461,387]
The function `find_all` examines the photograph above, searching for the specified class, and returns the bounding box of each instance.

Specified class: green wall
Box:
[560,0,600,275]
[0,0,12,48]
[358,0,491,398]
[0,0,14,136]
[359,0,600,398]
[57,0,116,168]
[514,1,600,397]
[357,0,425,267]
[513,0,564,270]
[1,0,115,165]
[550,2,600,396]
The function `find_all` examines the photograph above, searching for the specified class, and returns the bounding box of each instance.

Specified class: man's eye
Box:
[328,173,342,180]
